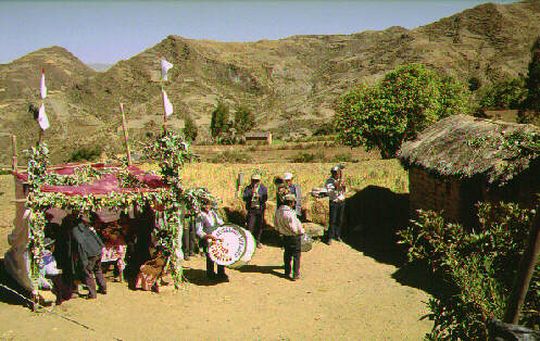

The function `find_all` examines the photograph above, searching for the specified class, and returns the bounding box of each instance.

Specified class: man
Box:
[324,166,346,245]
[70,214,107,299]
[283,172,302,218]
[243,174,268,248]
[195,199,228,281]
[274,194,305,281]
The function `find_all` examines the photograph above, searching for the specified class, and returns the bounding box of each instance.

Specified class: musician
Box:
[242,174,268,248]
[274,194,305,281]
[195,199,228,281]
[323,165,346,245]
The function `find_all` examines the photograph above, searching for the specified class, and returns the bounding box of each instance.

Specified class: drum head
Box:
[208,225,255,267]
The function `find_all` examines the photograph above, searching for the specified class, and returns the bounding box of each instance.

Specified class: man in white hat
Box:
[282,172,302,218]
[274,193,305,281]
[323,165,346,245]
[242,173,268,248]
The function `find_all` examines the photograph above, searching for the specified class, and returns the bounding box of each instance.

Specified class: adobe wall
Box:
[408,167,461,222]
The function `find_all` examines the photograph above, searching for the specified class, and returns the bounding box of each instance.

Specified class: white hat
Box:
[283,172,293,180]
[251,174,261,180]
[331,166,340,173]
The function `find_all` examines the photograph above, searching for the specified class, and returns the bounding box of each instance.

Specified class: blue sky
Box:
[0,0,518,64]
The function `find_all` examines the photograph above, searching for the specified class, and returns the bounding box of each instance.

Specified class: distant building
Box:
[245,131,272,145]
[398,115,540,227]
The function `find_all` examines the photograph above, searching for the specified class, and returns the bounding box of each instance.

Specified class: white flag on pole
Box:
[40,70,47,99]
[38,103,50,130]
[161,59,173,81]
[162,89,173,117]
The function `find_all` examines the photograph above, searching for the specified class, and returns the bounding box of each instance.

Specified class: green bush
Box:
[398,203,538,339]
[209,150,253,164]
[289,151,324,163]
[479,77,527,110]
[68,145,102,162]
[331,152,356,163]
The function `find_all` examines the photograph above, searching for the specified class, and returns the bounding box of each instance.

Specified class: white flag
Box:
[37,103,50,130]
[162,89,173,117]
[161,59,173,81]
[40,71,47,99]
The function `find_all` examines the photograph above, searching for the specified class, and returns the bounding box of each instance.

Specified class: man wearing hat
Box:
[324,165,346,245]
[274,193,305,281]
[283,172,302,218]
[242,174,268,248]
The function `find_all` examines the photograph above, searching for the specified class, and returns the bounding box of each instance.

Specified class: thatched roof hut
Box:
[398,115,540,226]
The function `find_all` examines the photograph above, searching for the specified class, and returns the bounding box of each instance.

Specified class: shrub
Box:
[68,145,102,162]
[398,203,538,340]
[331,152,356,163]
[209,150,253,164]
[289,151,324,163]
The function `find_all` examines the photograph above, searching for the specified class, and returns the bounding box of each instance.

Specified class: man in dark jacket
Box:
[71,215,106,299]
[243,174,268,248]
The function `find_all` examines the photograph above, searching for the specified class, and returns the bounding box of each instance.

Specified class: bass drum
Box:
[208,224,256,268]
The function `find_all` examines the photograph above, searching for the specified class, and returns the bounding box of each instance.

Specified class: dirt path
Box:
[1,240,431,340]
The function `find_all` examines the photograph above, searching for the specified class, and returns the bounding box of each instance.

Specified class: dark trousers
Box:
[325,201,345,241]
[203,240,225,277]
[283,235,301,277]
[83,255,106,298]
[247,210,264,243]
[183,219,199,256]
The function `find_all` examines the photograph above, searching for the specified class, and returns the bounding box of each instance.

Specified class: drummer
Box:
[195,199,228,282]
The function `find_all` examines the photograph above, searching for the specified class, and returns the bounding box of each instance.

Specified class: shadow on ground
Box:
[235,264,286,279]
[342,185,449,297]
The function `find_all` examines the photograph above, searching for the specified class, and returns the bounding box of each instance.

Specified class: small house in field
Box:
[398,115,540,227]
[245,131,272,145]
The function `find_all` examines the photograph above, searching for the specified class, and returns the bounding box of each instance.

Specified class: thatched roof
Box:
[398,115,540,184]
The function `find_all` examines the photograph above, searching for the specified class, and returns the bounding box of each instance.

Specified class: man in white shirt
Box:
[274,194,305,281]
[323,166,346,245]
[196,200,228,281]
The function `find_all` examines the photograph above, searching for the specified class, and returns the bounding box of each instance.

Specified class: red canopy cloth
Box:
[14,163,166,196]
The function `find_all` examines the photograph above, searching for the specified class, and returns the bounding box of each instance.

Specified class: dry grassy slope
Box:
[1,1,540,163]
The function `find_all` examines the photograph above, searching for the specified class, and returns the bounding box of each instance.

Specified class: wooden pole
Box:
[503,211,540,324]
[119,103,132,166]
[11,134,17,173]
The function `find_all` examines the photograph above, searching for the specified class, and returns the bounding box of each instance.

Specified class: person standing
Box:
[324,166,346,245]
[243,174,268,248]
[196,199,228,281]
[71,215,107,299]
[283,172,302,218]
[274,194,305,281]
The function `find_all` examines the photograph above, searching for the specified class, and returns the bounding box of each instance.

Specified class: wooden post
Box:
[37,129,43,145]
[11,134,17,172]
[119,103,132,166]
[236,172,244,198]
[503,212,540,324]
[161,86,168,133]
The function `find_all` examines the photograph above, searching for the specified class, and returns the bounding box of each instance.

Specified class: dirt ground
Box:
[0,175,432,340]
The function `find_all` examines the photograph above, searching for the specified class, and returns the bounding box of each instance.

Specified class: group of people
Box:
[38,166,347,301]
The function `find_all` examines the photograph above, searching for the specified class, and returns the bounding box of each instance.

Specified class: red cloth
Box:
[15,163,165,196]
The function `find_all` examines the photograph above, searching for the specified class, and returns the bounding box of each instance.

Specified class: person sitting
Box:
[274,194,305,281]
[100,222,127,282]
[195,199,228,282]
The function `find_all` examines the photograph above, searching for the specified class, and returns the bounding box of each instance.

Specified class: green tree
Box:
[479,77,527,110]
[336,64,471,158]
[233,104,255,133]
[183,115,198,142]
[519,37,540,124]
[210,100,230,139]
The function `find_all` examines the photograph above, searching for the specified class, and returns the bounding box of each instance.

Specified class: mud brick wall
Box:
[408,167,461,221]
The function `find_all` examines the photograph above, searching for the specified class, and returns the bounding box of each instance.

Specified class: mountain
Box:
[1,0,540,164]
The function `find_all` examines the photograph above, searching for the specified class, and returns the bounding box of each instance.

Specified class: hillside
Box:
[1,0,540,163]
